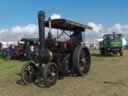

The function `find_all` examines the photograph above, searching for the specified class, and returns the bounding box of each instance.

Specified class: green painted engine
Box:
[99,33,123,56]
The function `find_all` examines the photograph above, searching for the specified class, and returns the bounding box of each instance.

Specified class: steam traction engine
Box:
[20,11,93,87]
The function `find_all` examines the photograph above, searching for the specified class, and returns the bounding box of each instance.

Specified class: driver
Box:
[70,30,82,41]
[47,31,53,40]
[46,32,54,48]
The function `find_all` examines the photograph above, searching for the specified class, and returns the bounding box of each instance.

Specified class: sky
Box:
[0,0,128,41]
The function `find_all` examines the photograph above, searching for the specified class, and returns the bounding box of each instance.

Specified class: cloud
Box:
[50,14,62,20]
[86,22,128,42]
[88,22,103,32]
[0,24,58,42]
[0,24,38,42]
[0,22,128,42]
[108,24,128,36]
[88,22,128,35]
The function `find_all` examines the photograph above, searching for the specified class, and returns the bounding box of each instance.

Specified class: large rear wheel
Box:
[73,45,91,76]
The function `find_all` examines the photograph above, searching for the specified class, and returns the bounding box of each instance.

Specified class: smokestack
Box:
[38,10,45,57]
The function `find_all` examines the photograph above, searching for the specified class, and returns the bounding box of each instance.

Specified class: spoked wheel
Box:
[73,45,91,76]
[21,62,36,84]
[43,63,58,88]
[34,64,46,88]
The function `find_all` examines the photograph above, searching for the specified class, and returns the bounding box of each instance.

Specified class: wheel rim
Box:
[46,64,58,86]
[34,63,58,88]
[79,49,90,73]
[22,63,35,83]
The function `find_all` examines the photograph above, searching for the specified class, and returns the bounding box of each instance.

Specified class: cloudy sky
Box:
[0,0,128,42]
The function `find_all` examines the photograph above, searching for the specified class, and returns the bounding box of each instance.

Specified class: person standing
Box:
[5,46,11,61]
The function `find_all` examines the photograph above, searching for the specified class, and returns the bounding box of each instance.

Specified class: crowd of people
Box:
[0,43,16,61]
[0,41,39,61]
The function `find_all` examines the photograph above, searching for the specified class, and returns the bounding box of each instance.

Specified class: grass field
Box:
[0,50,128,96]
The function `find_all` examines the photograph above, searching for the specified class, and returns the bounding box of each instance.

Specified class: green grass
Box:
[0,50,128,96]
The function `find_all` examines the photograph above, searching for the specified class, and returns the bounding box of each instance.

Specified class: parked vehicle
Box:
[99,33,123,56]
[10,38,38,59]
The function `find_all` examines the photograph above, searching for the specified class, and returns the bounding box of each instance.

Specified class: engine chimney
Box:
[38,11,45,57]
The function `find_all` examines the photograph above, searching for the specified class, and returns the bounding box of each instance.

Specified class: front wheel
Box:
[21,62,36,84]
[43,63,58,88]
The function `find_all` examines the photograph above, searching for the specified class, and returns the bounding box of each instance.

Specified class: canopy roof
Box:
[45,19,92,32]
[20,38,38,42]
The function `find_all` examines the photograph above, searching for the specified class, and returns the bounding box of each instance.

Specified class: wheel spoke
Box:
[22,63,36,84]
[43,63,58,87]
[79,50,90,73]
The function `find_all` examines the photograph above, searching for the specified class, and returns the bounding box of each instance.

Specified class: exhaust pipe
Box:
[37,10,52,63]
[38,10,45,57]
